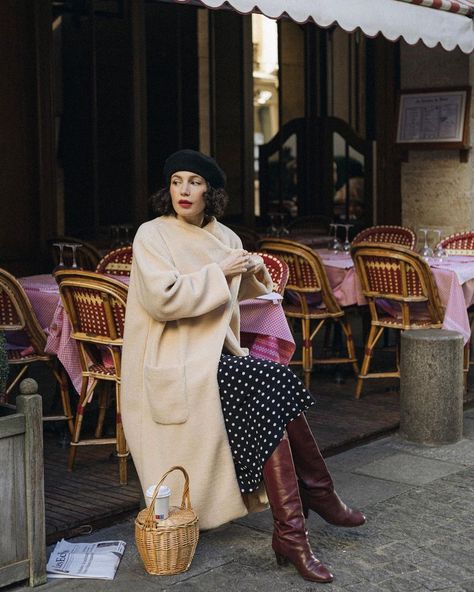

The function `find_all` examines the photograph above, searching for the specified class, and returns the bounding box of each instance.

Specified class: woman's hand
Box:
[243,254,264,276]
[219,250,250,278]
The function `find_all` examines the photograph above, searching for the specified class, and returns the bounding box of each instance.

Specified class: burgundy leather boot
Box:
[286,413,366,527]
[262,436,334,583]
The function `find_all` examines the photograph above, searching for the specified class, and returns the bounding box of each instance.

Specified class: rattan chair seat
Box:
[7,349,50,363]
[283,302,344,319]
[372,315,440,328]
[86,363,118,377]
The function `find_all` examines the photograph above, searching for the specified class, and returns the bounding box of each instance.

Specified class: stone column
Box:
[400,329,463,444]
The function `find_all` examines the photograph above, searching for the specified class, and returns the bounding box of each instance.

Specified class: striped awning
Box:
[398,0,474,17]
[174,0,474,53]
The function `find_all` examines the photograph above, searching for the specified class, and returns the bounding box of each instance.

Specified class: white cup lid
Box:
[145,484,171,498]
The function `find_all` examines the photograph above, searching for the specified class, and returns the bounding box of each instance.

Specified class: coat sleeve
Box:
[238,265,273,301]
[131,225,231,322]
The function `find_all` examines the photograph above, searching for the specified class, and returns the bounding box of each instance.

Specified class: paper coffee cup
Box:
[145,484,171,520]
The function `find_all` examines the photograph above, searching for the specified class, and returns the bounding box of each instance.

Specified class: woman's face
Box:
[170,171,208,226]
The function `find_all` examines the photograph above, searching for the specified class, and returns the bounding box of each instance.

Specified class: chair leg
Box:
[5,364,29,397]
[68,377,97,471]
[95,384,110,439]
[115,382,128,485]
[356,325,384,399]
[50,361,74,435]
[340,319,359,375]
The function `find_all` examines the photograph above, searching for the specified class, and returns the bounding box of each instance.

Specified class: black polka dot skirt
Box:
[217,354,315,494]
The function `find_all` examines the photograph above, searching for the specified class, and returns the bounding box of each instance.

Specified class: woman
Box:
[121,149,365,583]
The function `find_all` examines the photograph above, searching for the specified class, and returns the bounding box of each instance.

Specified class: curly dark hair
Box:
[150,185,229,220]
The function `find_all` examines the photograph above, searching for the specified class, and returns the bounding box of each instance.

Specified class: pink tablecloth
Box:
[240,298,295,365]
[18,274,83,393]
[317,251,474,344]
[14,275,296,393]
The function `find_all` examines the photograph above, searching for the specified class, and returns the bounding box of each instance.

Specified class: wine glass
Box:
[110,225,120,248]
[329,223,343,253]
[418,228,433,260]
[266,213,278,237]
[52,242,66,273]
[342,223,354,253]
[122,225,134,245]
[433,229,446,262]
[69,244,82,269]
[277,213,290,237]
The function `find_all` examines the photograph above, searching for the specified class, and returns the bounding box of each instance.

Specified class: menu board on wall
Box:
[396,88,470,147]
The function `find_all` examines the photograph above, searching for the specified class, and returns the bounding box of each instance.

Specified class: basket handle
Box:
[144,465,192,523]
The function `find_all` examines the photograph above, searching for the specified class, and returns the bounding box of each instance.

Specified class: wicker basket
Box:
[135,466,199,575]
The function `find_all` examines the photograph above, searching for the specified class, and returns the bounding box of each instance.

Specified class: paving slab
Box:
[464,417,474,439]
[325,437,398,472]
[354,452,466,485]
[385,435,474,465]
[464,408,474,420]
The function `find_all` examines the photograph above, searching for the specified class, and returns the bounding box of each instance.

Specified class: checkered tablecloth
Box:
[240,298,295,365]
[13,275,296,393]
[18,274,84,393]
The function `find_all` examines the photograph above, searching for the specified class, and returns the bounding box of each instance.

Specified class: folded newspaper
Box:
[46,539,126,579]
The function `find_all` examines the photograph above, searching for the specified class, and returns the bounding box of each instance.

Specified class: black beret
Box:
[163,149,226,189]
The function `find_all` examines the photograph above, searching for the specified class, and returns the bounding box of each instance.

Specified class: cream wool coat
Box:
[121,215,273,529]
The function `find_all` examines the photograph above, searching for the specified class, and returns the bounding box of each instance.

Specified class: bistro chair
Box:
[352,225,416,250]
[351,242,445,398]
[437,231,474,255]
[258,238,359,389]
[55,269,129,485]
[251,251,289,295]
[96,245,133,276]
[48,236,102,271]
[0,267,74,431]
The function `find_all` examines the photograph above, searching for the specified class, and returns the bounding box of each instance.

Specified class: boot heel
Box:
[274,552,289,566]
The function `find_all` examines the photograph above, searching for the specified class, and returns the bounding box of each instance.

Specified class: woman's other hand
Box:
[219,250,250,278]
[243,254,264,276]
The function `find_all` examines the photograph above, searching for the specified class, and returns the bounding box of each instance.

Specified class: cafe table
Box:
[317,249,474,345]
[12,274,295,394]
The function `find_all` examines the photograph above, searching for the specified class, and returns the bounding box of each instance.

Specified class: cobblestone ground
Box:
[13,409,474,592]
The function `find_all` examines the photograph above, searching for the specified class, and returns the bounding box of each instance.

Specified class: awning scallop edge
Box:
[174,0,474,53]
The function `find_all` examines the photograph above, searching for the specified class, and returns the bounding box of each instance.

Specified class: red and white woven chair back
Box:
[96,246,133,276]
[351,242,444,326]
[258,238,341,313]
[55,270,128,345]
[439,231,474,255]
[251,252,289,295]
[352,225,416,250]
[0,268,46,352]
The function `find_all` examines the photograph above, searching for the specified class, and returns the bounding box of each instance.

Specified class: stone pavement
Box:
[14,409,474,592]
